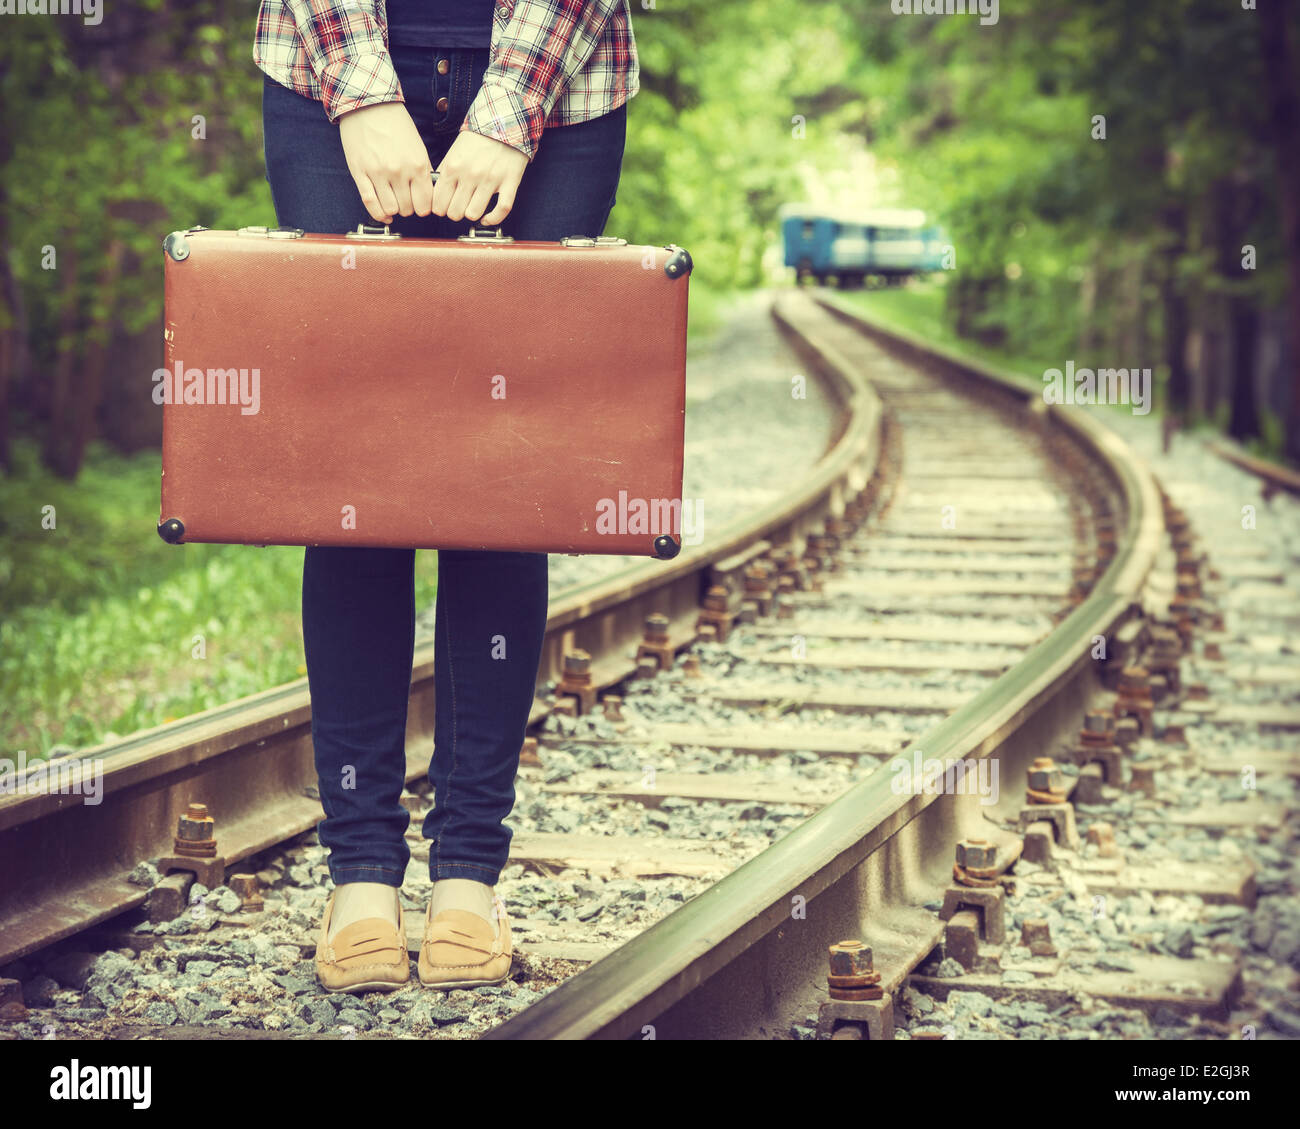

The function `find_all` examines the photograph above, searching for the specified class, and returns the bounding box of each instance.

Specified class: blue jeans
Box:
[261,47,627,886]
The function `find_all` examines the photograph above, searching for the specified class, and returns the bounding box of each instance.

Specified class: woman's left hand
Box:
[433,131,529,226]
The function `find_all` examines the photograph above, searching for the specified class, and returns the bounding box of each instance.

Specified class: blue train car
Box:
[781,206,948,287]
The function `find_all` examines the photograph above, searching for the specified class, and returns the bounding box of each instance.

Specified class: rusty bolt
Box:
[680,653,702,677]
[703,585,729,613]
[1083,711,1116,739]
[601,695,624,721]
[955,838,997,870]
[643,613,670,644]
[174,803,216,857]
[557,649,597,714]
[177,803,212,839]
[1117,667,1151,696]
[1149,626,1182,656]
[1114,717,1140,748]
[637,613,676,674]
[562,650,592,678]
[1115,666,1155,735]
[1028,757,1064,795]
[828,940,873,978]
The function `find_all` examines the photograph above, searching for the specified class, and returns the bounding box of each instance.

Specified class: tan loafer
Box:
[314,891,411,994]
[418,896,512,989]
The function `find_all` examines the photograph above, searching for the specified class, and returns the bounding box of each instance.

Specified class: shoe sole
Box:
[417,970,510,990]
[319,973,410,995]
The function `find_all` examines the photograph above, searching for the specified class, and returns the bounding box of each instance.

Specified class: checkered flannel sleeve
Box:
[254,0,405,122]
[462,0,636,162]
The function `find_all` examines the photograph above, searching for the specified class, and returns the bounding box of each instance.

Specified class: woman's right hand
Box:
[337,102,434,223]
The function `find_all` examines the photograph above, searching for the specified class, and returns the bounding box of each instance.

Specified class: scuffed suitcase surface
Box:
[159,231,688,556]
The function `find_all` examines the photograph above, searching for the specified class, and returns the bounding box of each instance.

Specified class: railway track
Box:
[2,290,1296,1041]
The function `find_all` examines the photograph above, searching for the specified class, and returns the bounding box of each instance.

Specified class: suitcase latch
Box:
[560,235,628,248]
[457,226,515,244]
[237,225,305,239]
[345,224,402,241]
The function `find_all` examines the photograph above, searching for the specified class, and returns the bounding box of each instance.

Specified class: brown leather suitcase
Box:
[157,224,691,558]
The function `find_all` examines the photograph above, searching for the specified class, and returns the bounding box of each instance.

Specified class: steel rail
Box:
[1205,438,1300,498]
[483,290,1162,1039]
[0,294,881,967]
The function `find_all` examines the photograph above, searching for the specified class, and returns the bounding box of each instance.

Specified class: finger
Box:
[463,182,495,224]
[430,169,455,217]
[355,174,392,223]
[445,177,478,223]
[390,173,416,218]
[373,177,401,222]
[411,163,435,217]
[481,183,515,227]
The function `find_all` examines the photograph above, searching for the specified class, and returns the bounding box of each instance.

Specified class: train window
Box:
[801,221,815,239]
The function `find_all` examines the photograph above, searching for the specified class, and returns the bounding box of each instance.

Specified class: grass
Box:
[0,437,438,761]
[685,279,738,343]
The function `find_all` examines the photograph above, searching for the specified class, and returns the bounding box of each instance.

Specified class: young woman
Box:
[254,0,638,993]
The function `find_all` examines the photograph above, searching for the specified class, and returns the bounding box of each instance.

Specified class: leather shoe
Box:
[314,890,411,994]
[418,895,512,989]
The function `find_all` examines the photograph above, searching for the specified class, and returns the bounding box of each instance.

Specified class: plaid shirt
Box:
[253,0,638,161]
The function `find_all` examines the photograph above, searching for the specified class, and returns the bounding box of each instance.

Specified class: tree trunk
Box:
[1161,276,1190,419]
[0,57,24,473]
[42,246,81,479]
[1077,243,1100,358]
[1225,177,1263,441]
[1226,300,1260,441]
[1257,2,1300,462]
[69,238,126,475]
[0,241,27,474]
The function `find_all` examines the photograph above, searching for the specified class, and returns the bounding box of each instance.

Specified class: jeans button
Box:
[437,58,449,75]
[437,96,449,112]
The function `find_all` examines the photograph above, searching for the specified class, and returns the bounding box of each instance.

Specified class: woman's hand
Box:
[433,131,529,226]
[338,102,435,223]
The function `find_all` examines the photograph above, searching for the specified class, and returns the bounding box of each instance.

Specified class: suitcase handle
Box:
[345,222,515,243]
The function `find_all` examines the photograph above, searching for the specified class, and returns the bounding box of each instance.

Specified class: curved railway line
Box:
[2,290,1296,1041]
